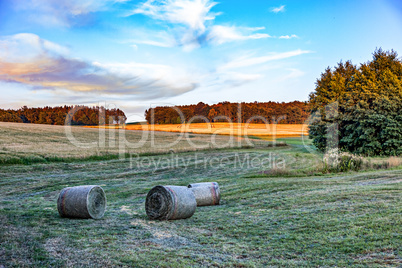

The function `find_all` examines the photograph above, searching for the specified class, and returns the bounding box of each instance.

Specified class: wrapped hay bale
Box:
[188,182,220,206]
[145,186,196,220]
[57,185,106,219]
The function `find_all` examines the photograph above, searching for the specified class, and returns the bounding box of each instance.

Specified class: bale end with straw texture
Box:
[145,185,196,220]
[57,185,106,219]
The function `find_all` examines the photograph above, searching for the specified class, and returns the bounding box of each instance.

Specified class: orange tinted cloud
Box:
[0,33,198,99]
[0,59,54,76]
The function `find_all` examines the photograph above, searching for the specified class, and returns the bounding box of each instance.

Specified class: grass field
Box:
[0,122,267,165]
[118,123,308,137]
[0,123,401,267]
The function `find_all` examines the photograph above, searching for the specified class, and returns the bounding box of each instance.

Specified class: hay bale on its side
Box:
[57,185,106,219]
[188,182,220,206]
[145,186,196,220]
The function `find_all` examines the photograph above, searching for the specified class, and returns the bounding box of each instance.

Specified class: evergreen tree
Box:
[309,49,402,156]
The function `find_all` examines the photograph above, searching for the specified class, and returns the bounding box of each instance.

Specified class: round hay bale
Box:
[188,182,220,206]
[145,186,196,220]
[57,185,106,219]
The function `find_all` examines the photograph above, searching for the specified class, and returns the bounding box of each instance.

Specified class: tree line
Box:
[145,101,310,124]
[309,48,401,156]
[0,105,126,126]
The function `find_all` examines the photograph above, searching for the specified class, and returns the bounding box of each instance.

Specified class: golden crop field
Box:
[123,123,309,137]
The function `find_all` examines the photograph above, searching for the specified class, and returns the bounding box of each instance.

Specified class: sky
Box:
[0,0,401,122]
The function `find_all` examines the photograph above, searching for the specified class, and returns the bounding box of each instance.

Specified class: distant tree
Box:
[0,106,126,126]
[144,101,310,125]
[89,113,98,125]
[37,112,47,124]
[208,108,217,122]
[0,111,22,122]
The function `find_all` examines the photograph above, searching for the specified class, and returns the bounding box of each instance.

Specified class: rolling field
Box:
[122,123,309,137]
[0,123,401,267]
[0,122,266,165]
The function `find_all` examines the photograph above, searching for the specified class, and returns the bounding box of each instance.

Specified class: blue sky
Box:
[0,0,401,121]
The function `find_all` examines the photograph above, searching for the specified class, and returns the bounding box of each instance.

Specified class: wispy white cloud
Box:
[0,33,70,61]
[13,0,123,27]
[219,72,263,87]
[209,50,311,88]
[131,0,270,49]
[279,34,299,39]
[271,5,285,13]
[125,28,176,48]
[131,0,220,32]
[132,39,174,48]
[207,26,271,45]
[276,68,305,82]
[0,33,198,99]
[219,49,312,71]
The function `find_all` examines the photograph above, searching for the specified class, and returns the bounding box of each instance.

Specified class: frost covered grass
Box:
[0,123,401,266]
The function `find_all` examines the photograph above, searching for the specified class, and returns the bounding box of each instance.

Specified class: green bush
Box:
[323,149,363,173]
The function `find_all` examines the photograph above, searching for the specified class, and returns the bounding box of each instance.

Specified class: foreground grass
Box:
[0,146,401,267]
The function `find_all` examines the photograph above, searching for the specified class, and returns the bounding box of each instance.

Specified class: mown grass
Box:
[0,123,401,267]
[0,146,401,267]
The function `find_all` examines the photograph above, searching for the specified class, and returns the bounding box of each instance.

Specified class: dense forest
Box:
[0,106,126,126]
[145,101,310,124]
